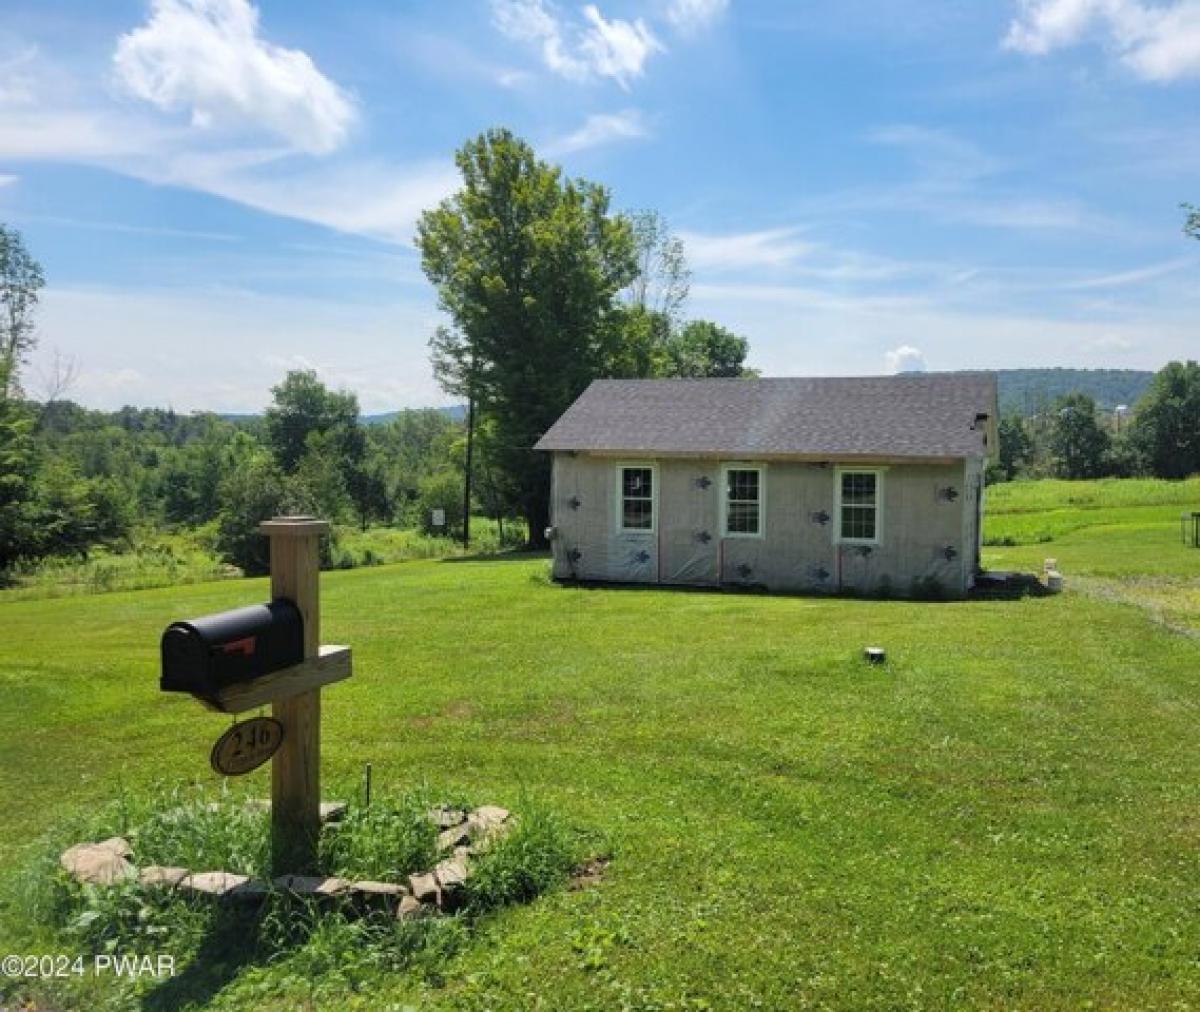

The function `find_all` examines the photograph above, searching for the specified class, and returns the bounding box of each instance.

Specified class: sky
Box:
[1,0,1198,413]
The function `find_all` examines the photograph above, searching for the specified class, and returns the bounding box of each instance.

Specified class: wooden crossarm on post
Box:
[200,646,352,714]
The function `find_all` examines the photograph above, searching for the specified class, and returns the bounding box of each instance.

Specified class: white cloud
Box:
[0,46,39,107]
[578,5,664,87]
[0,98,455,243]
[1005,0,1200,82]
[490,0,663,89]
[884,344,927,373]
[543,109,650,155]
[0,174,16,187]
[149,153,459,243]
[113,0,357,154]
[679,226,814,270]
[1058,255,1196,289]
[666,0,730,34]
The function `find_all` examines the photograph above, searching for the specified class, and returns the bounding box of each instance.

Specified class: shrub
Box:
[413,470,465,538]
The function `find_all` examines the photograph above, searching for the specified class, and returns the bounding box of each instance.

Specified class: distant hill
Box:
[362,405,466,425]
[993,369,1154,415]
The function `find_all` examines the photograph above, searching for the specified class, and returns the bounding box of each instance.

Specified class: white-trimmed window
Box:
[722,464,764,538]
[836,468,883,544]
[617,463,656,533]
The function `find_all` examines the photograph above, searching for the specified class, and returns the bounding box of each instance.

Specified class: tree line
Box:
[2,359,477,576]
[990,362,1200,483]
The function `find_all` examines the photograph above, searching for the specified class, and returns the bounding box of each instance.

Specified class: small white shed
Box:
[534,373,998,598]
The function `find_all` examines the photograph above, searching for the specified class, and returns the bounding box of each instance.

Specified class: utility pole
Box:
[462,394,474,550]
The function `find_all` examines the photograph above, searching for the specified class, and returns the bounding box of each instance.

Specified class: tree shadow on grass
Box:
[440,549,551,564]
[550,570,1048,603]
[140,906,261,1011]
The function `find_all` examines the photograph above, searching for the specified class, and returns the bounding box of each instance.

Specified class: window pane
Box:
[727,501,760,534]
[623,468,652,498]
[841,505,876,541]
[841,472,876,505]
[727,469,759,502]
[623,499,654,530]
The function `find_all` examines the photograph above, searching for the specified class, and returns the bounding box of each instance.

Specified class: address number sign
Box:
[210,716,285,776]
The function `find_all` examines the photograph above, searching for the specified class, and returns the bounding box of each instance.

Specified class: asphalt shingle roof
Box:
[534,373,998,459]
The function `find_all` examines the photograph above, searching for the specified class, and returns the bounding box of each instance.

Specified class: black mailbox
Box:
[161,600,304,699]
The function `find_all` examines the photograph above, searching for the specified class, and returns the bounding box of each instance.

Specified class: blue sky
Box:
[1,0,1198,412]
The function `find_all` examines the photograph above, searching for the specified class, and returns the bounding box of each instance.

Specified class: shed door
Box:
[660,461,719,585]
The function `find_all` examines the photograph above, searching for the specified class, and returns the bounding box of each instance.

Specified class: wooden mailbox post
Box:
[161,515,351,873]
[262,517,339,874]
[199,517,351,874]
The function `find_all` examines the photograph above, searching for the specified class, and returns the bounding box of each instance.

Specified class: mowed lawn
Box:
[2,483,1200,1008]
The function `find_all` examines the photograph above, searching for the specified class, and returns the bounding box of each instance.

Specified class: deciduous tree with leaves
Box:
[0,225,45,398]
[417,128,638,546]
[1048,393,1111,479]
[662,319,751,378]
[1130,360,1200,479]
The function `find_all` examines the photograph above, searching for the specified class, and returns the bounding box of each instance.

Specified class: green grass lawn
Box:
[2,479,1199,1009]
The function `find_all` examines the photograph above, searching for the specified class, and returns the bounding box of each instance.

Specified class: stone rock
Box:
[408,871,440,904]
[232,880,271,902]
[319,802,348,823]
[179,871,250,897]
[465,806,513,852]
[437,823,472,851]
[434,854,470,890]
[96,836,134,859]
[351,879,407,898]
[350,880,408,910]
[60,842,136,886]
[396,894,431,921]
[434,854,470,911]
[272,875,352,897]
[472,805,510,827]
[428,807,467,830]
[139,865,189,889]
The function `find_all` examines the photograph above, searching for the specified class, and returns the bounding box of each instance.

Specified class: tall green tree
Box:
[263,369,364,474]
[1131,360,1200,479]
[1184,203,1199,241]
[417,128,638,545]
[661,320,751,378]
[990,414,1034,482]
[0,224,45,397]
[1048,393,1111,479]
[214,448,290,576]
[0,360,37,570]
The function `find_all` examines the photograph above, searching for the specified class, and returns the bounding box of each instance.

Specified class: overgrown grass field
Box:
[0,519,523,602]
[1,478,1198,1008]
